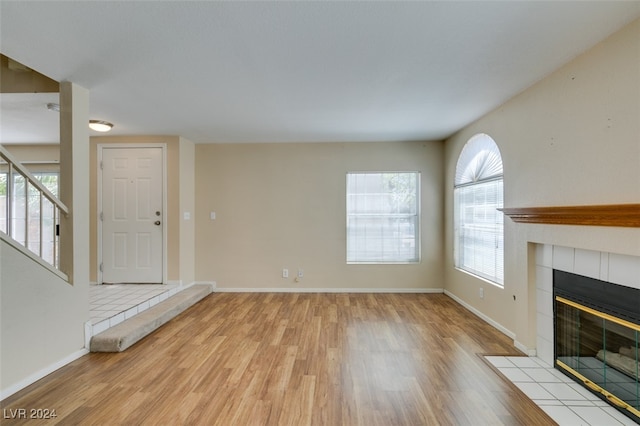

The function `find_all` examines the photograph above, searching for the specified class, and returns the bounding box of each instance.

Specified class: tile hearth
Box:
[486,356,637,426]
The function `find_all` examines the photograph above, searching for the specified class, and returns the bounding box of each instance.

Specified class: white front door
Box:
[101,147,164,283]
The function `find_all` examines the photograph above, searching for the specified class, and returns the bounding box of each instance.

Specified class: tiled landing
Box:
[89,284,180,335]
[485,356,637,426]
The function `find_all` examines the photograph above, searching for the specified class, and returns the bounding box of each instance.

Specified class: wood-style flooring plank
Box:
[1,293,556,425]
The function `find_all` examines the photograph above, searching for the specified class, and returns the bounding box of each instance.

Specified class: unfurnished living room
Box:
[1,2,639,425]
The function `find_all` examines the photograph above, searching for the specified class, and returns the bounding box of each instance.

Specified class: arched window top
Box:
[455,133,503,186]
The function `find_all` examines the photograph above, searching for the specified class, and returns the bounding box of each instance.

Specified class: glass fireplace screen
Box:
[555,296,640,422]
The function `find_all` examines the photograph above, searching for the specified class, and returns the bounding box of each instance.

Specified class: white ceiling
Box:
[1,1,639,145]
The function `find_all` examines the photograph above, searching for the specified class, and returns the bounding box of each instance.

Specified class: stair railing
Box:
[0,144,68,271]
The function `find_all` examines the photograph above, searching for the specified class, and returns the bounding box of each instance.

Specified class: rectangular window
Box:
[347,172,420,263]
[0,172,59,264]
[454,178,504,285]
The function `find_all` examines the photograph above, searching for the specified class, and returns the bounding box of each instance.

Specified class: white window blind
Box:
[454,134,504,286]
[347,172,419,263]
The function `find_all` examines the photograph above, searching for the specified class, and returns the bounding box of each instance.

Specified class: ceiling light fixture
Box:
[46,105,115,132]
[89,120,114,132]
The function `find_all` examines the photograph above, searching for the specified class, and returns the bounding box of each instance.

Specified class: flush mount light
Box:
[89,120,114,132]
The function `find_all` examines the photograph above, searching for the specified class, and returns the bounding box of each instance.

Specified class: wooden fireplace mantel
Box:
[498,204,640,227]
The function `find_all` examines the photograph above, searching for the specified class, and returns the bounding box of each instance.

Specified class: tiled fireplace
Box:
[535,244,640,422]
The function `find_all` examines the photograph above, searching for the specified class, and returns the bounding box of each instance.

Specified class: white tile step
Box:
[90,284,213,352]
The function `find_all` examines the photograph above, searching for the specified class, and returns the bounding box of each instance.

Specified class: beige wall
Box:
[0,239,87,395]
[0,144,59,163]
[443,19,640,351]
[89,135,195,285]
[179,137,196,286]
[195,141,444,290]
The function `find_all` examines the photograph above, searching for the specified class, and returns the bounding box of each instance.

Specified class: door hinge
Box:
[100,212,104,221]
[100,161,103,170]
[99,263,103,272]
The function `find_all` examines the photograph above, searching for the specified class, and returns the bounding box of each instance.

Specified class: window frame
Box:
[346,171,421,264]
[453,134,504,287]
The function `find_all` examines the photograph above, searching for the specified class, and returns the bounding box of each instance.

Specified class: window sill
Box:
[454,267,504,288]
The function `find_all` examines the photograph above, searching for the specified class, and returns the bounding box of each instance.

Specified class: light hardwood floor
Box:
[1,293,556,425]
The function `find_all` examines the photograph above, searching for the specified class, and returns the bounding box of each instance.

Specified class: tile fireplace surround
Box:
[534,244,640,368]
[522,244,639,424]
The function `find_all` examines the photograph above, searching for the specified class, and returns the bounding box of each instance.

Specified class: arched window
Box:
[454,133,504,286]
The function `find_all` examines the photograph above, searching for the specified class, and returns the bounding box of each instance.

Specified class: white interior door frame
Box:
[97,143,168,284]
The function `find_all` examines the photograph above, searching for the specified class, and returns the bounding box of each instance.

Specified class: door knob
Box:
[154,220,161,226]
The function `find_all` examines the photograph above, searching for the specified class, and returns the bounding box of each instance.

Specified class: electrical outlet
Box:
[282,268,289,278]
[479,287,484,299]
[298,268,304,278]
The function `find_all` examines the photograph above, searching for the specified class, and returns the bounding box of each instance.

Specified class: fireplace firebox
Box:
[554,270,640,423]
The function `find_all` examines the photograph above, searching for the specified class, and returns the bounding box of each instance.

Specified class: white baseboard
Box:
[192,281,217,290]
[0,348,89,401]
[443,290,516,340]
[214,287,443,293]
[3,281,218,401]
[514,340,537,356]
[84,321,93,350]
